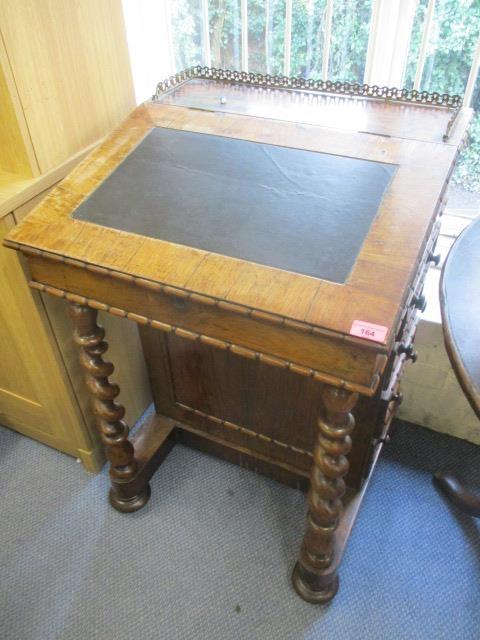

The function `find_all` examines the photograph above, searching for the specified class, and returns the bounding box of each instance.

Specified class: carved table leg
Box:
[292,384,358,604]
[70,303,150,513]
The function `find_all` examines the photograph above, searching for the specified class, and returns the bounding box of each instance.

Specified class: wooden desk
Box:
[4,67,471,603]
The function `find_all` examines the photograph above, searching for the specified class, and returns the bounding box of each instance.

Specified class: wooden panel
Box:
[138,324,383,490]
[25,256,383,392]
[0,0,135,172]
[0,138,102,220]
[124,238,207,288]
[0,214,98,467]
[0,171,33,216]
[13,185,58,223]
[0,60,31,176]
[0,31,36,177]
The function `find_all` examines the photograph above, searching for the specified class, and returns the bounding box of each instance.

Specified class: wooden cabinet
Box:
[0,213,98,467]
[0,1,151,470]
[0,0,135,180]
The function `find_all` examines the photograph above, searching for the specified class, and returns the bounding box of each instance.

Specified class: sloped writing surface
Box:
[72,127,396,283]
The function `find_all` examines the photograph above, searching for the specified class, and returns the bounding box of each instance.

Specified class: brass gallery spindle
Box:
[69,303,150,512]
[292,384,358,603]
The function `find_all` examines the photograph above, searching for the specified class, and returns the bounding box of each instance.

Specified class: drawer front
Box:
[367,213,443,454]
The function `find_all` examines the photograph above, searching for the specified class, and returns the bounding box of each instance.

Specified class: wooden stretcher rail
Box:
[175,401,313,459]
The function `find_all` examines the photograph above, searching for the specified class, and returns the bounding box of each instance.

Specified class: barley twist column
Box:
[70,303,150,512]
[292,384,358,603]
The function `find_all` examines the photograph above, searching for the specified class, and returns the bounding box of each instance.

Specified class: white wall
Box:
[122,0,175,104]
[400,319,480,444]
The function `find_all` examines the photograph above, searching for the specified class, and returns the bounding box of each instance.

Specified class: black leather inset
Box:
[72,127,397,282]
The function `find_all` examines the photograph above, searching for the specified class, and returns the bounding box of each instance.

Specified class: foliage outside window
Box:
[170,0,480,192]
[404,0,480,193]
[170,0,372,82]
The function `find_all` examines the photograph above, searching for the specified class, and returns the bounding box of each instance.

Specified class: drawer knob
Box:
[413,294,427,312]
[428,252,441,266]
[397,343,418,362]
[390,392,403,405]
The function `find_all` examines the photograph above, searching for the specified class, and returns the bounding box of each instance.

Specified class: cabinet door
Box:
[0,213,96,462]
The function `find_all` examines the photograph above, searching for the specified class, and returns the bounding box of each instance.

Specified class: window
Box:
[403,0,480,205]
[404,0,479,95]
[328,0,372,82]
[290,0,327,78]
[123,0,480,201]
[210,0,242,69]
[170,1,203,69]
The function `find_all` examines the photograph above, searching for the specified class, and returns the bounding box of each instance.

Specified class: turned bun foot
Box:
[291,562,339,604]
[109,484,151,513]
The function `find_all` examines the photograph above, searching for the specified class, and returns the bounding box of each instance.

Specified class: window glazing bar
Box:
[414,0,436,91]
[241,0,248,72]
[363,0,417,87]
[283,0,292,76]
[463,38,480,107]
[201,0,212,67]
[322,0,333,81]
[164,0,175,73]
[363,0,380,84]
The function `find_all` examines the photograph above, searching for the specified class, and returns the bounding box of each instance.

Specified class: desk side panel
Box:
[139,325,386,491]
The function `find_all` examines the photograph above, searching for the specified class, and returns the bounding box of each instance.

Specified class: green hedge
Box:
[454,112,480,192]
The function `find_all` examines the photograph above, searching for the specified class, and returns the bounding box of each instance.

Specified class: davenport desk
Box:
[4,67,472,603]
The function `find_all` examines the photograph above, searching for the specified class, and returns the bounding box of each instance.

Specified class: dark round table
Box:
[434,216,480,516]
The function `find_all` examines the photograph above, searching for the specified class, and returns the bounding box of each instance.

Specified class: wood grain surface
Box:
[0,0,135,173]
[4,81,471,395]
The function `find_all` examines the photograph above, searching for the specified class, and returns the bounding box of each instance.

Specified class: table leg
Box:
[292,384,358,603]
[69,303,150,512]
[433,471,480,517]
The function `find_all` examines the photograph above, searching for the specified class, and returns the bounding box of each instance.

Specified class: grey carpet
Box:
[1,417,479,640]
